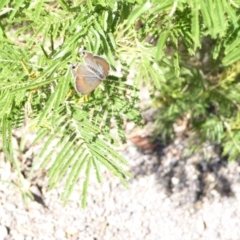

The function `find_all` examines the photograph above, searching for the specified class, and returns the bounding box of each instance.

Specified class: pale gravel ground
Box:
[0,86,240,240]
[0,135,240,240]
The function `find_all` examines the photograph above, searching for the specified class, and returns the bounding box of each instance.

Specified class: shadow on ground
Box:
[129,135,236,205]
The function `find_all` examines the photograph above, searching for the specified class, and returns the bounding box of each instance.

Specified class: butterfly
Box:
[70,50,110,95]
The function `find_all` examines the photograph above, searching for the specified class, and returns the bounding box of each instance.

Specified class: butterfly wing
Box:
[81,51,110,79]
[93,55,110,79]
[71,64,101,95]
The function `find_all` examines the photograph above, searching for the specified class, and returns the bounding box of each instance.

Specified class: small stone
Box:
[54,228,66,239]
[196,218,205,234]
[0,225,8,240]
[5,203,16,212]
[171,177,179,185]
[65,226,78,235]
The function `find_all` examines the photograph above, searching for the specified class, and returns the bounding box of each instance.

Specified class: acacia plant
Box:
[0,0,240,206]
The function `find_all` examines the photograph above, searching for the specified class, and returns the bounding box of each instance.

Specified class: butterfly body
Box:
[70,51,110,95]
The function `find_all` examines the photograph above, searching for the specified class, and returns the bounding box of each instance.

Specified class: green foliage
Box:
[142,1,240,161]
[1,0,240,206]
[0,0,141,206]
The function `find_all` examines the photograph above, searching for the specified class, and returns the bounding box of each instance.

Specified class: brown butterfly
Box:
[70,50,110,95]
